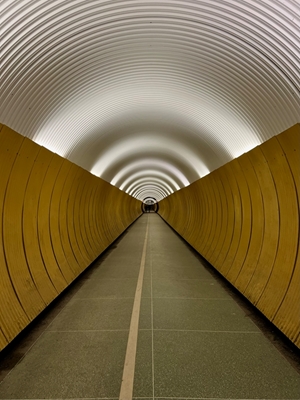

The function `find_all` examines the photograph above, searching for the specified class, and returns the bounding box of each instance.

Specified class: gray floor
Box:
[0,214,299,399]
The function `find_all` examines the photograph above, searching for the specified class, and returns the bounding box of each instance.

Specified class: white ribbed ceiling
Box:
[1,0,299,201]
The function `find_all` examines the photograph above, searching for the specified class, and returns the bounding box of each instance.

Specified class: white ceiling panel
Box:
[1,0,299,200]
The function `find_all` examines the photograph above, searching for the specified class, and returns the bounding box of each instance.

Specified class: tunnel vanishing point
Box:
[0,0,299,354]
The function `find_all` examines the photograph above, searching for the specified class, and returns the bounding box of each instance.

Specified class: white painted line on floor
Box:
[119,218,149,400]
[149,216,155,400]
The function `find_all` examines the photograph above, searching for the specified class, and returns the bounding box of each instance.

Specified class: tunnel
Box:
[0,1,299,398]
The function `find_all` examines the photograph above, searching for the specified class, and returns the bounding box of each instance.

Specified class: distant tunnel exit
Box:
[142,197,159,213]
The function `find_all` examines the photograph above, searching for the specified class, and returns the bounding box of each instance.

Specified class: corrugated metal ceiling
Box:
[1,0,299,201]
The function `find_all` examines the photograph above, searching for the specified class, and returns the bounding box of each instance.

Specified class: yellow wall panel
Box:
[50,159,76,284]
[201,174,217,258]
[0,123,142,351]
[209,170,228,266]
[226,157,252,283]
[83,175,99,257]
[78,171,96,261]
[190,185,204,247]
[220,161,243,277]
[58,162,82,276]
[213,166,235,273]
[183,188,197,246]
[205,173,222,261]
[73,169,94,264]
[93,183,110,249]
[234,153,264,292]
[244,147,279,306]
[3,138,46,320]
[274,124,300,348]
[65,165,87,270]
[194,179,209,252]
[85,175,103,257]
[0,126,29,343]
[92,182,108,249]
[23,147,58,305]
[159,124,300,348]
[257,138,298,318]
[38,153,68,293]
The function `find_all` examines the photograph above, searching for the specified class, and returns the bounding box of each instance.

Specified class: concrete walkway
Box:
[0,214,299,399]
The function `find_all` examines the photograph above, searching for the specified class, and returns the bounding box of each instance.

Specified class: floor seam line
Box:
[151,329,261,333]
[150,297,232,300]
[71,297,136,300]
[45,329,130,332]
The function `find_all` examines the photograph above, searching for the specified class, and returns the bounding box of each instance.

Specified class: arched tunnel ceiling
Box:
[1,0,299,201]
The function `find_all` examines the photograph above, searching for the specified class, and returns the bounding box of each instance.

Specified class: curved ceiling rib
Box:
[134,186,167,201]
[129,179,172,196]
[111,158,190,188]
[1,1,299,201]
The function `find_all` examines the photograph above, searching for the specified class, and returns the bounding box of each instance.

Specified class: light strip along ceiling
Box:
[1,1,299,201]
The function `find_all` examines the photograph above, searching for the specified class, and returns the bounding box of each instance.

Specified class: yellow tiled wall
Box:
[0,124,142,351]
[159,124,300,348]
